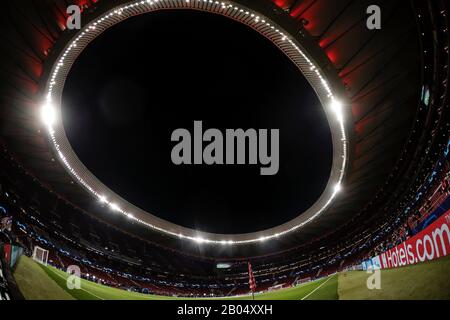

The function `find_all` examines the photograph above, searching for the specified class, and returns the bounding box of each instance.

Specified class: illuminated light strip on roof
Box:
[41,0,349,245]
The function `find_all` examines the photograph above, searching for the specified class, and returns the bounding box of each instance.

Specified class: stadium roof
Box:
[0,0,439,258]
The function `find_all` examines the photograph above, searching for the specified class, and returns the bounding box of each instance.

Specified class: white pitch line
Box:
[47,267,105,300]
[300,274,335,300]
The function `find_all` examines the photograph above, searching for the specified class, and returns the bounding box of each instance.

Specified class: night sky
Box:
[62,10,332,234]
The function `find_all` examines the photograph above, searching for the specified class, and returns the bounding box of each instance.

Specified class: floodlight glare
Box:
[334,183,342,193]
[109,203,121,212]
[331,99,344,123]
[40,103,56,127]
[194,237,205,244]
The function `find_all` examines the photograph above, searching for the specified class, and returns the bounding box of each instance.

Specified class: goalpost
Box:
[268,284,285,292]
[32,246,49,266]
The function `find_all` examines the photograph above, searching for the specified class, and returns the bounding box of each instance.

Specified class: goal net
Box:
[268,284,285,292]
[32,246,49,266]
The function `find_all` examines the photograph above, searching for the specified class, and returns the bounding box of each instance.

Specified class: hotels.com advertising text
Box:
[364,210,450,269]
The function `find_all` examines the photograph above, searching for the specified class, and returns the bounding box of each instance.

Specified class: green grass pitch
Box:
[13,255,450,300]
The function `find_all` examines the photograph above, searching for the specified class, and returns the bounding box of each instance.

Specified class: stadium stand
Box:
[0,0,448,299]
[1,145,449,296]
